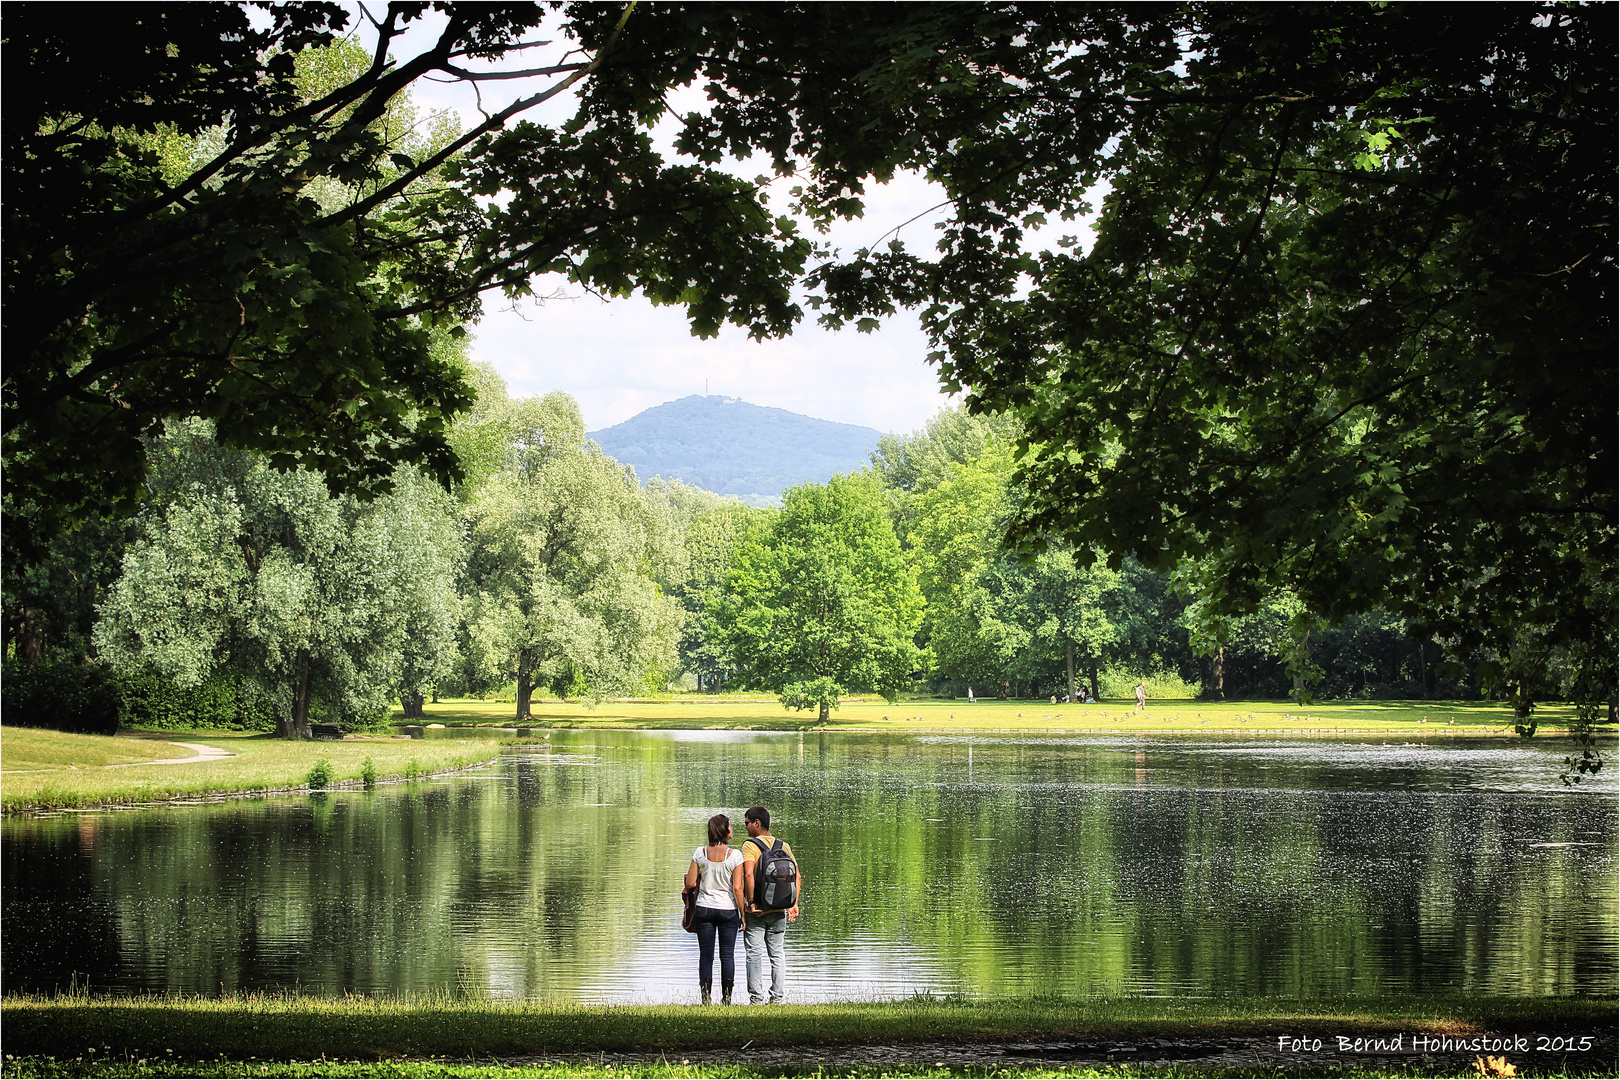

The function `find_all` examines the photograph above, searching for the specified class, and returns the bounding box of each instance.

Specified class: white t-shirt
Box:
[692,847,744,910]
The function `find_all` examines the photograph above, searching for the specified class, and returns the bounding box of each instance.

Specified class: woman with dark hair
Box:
[684,812,746,1003]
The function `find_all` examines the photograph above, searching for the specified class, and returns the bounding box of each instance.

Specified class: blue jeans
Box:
[744,910,788,1003]
[693,906,740,988]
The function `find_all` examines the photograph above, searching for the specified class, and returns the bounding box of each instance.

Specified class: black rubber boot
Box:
[700,979,712,1005]
[721,981,733,1005]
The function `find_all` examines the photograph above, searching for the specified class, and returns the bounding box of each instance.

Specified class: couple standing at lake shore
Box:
[684,805,801,1005]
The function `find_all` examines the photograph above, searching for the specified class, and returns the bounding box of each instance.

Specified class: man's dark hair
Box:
[707,813,731,845]
[744,805,770,830]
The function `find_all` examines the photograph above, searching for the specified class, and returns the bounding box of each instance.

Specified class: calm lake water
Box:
[3,731,1615,1002]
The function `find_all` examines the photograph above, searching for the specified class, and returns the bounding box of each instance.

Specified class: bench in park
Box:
[311,723,343,740]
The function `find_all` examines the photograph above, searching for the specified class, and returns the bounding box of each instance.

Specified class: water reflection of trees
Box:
[1,735,1613,998]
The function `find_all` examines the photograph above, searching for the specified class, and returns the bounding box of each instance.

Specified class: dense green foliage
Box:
[13,2,1024,564]
[790,3,1614,714]
[4,390,1570,741]
[671,503,764,692]
[715,475,924,719]
[8,4,1612,730]
[115,671,276,732]
[0,657,120,735]
[461,392,684,720]
[93,419,463,738]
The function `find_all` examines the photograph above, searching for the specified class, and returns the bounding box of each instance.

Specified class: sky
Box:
[468,182,958,437]
[346,7,1090,436]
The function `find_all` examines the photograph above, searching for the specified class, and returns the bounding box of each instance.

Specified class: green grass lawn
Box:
[0,728,197,771]
[0,728,502,813]
[413,695,1577,735]
[1,993,1612,1079]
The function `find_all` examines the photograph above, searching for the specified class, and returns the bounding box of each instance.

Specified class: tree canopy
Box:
[718,474,923,720]
[3,2,866,559]
[93,419,462,738]
[8,3,1610,713]
[462,392,682,720]
[791,2,1614,706]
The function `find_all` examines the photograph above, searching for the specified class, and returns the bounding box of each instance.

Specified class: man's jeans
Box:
[743,910,788,1004]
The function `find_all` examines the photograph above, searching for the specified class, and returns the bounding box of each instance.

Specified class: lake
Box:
[3,731,1615,1002]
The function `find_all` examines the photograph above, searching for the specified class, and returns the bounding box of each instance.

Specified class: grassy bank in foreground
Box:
[0,729,501,813]
[2,994,1613,1079]
[5,1060,1611,1080]
[409,696,1581,734]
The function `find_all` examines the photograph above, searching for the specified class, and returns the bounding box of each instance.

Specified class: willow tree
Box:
[94,421,463,738]
[463,393,680,720]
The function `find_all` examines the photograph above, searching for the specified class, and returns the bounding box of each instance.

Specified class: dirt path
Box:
[104,741,236,768]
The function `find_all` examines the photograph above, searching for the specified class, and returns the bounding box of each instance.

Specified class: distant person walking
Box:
[741,805,801,1004]
[967,686,975,704]
[685,813,746,1004]
[1135,681,1148,710]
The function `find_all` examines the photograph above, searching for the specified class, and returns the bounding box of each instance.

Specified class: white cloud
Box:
[471,167,963,435]
[473,289,953,434]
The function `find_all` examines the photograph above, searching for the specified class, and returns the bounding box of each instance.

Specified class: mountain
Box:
[588,395,883,505]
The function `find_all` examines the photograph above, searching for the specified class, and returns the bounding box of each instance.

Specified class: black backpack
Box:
[751,837,798,910]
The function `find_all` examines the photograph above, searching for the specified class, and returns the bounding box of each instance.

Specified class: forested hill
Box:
[588,395,883,505]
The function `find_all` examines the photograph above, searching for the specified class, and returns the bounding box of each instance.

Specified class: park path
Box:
[104,741,236,768]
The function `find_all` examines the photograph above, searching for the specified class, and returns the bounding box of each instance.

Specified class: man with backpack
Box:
[740,805,800,1004]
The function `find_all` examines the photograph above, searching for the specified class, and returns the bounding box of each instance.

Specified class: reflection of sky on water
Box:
[596,920,969,1005]
[913,733,1620,793]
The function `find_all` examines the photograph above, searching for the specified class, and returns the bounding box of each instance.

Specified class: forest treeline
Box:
[4,360,1515,737]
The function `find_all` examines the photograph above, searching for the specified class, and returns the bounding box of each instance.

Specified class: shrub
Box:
[116,672,275,732]
[404,757,422,781]
[306,758,333,790]
[1098,667,1201,700]
[1,657,120,734]
[332,705,394,735]
[360,757,377,790]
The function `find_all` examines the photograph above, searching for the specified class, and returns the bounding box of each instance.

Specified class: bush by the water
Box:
[1,657,120,734]
[306,758,333,790]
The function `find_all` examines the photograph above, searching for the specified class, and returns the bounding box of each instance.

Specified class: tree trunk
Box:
[516,672,533,721]
[1418,640,1430,698]
[515,647,537,721]
[430,684,439,705]
[818,699,830,723]
[277,652,313,739]
[1212,647,1225,701]
[401,691,426,719]
[1066,641,1076,704]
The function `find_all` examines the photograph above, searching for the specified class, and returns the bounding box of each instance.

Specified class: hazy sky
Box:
[470,180,959,436]
[351,8,1089,435]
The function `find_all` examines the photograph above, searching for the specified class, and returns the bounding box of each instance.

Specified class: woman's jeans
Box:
[693,906,740,987]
